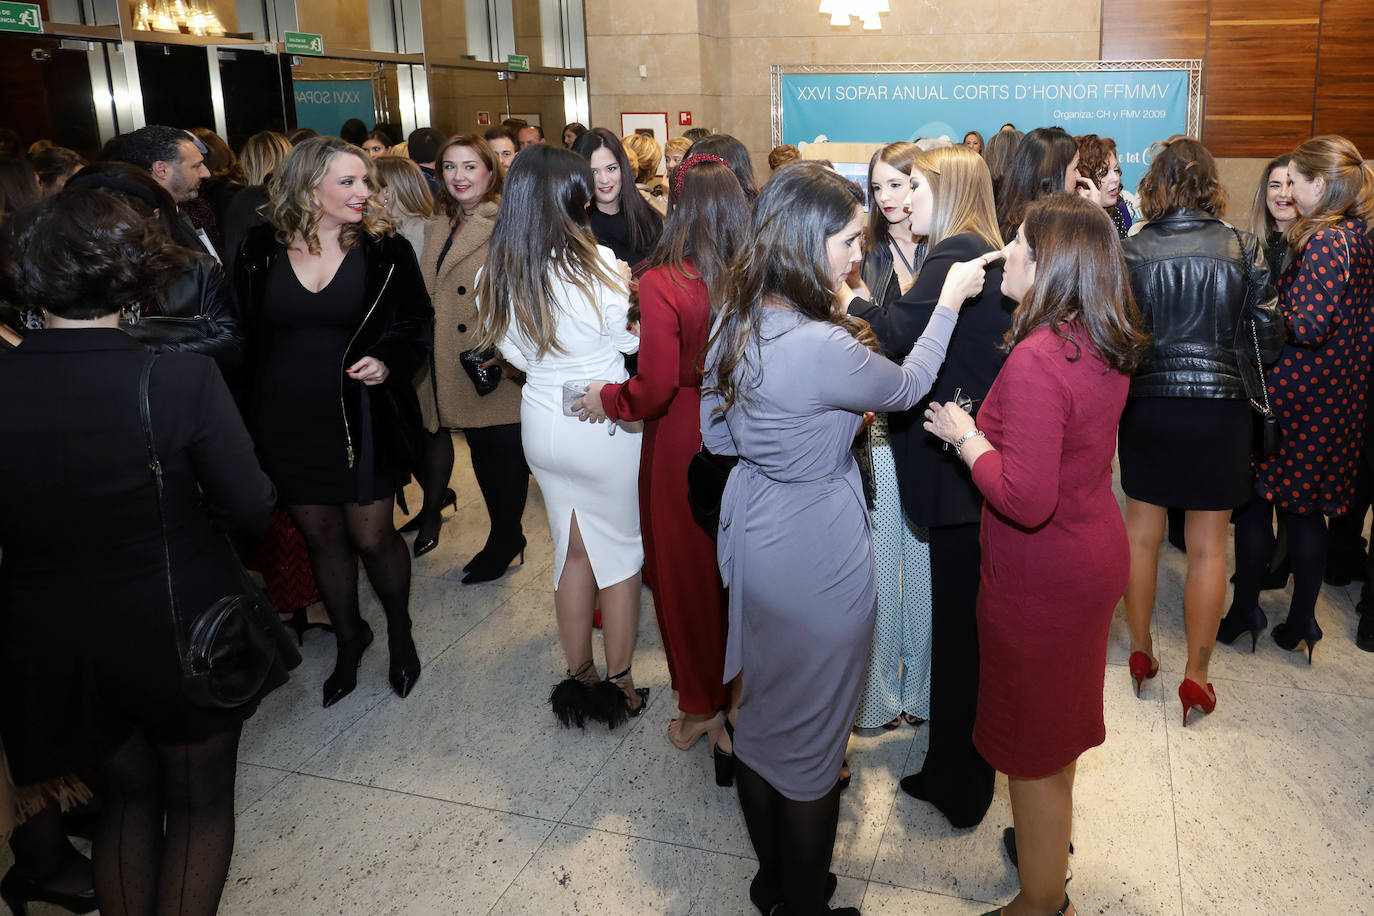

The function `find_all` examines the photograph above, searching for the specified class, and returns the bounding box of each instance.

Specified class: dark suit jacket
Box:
[850,232,1015,527]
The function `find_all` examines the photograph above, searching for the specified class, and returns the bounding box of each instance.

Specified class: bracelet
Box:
[952,428,985,457]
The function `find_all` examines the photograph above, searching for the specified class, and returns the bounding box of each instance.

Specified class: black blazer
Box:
[234,224,435,479]
[850,232,1015,527]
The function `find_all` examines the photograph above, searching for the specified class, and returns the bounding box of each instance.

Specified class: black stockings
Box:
[93,725,241,916]
[465,423,529,553]
[735,756,843,915]
[1233,496,1329,624]
[288,500,412,646]
[412,429,456,541]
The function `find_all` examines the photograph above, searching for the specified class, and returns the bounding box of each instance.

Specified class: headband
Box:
[673,153,730,200]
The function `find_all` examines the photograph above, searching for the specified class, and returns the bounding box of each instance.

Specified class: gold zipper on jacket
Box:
[340,262,395,468]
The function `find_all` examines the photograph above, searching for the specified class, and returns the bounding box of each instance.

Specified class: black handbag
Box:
[121,312,215,350]
[686,445,739,539]
[459,348,502,396]
[139,355,276,709]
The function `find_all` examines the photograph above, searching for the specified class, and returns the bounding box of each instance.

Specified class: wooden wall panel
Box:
[1202,0,1321,156]
[1100,0,1209,60]
[1313,0,1374,153]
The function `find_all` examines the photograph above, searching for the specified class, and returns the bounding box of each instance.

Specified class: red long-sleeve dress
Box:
[968,324,1131,779]
[600,263,730,714]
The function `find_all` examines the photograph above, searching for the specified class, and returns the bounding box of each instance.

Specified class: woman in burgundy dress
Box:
[577,155,750,783]
[1220,135,1374,661]
[924,195,1147,916]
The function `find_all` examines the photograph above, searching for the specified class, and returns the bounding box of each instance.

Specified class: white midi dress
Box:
[490,246,644,588]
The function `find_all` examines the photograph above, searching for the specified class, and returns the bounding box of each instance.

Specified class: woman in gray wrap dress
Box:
[701,163,993,915]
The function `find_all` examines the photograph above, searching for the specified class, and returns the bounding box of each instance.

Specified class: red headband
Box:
[673,153,730,200]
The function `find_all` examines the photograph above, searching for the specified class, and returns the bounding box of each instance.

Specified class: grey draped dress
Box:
[701,306,956,800]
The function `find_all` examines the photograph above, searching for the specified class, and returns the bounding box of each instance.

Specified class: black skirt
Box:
[1119,396,1253,510]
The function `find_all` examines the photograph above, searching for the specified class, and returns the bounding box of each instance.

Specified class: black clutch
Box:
[686,445,739,540]
[459,348,502,396]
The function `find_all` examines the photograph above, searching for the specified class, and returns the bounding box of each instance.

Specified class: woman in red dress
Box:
[1220,135,1374,661]
[578,155,751,781]
[924,195,1148,916]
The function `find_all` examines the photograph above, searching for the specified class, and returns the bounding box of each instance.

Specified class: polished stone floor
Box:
[9,440,1374,915]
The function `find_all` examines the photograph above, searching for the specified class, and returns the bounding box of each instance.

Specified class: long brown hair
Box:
[434,133,503,223]
[1287,134,1374,254]
[707,162,865,414]
[1249,154,1293,241]
[475,145,623,357]
[641,159,749,317]
[865,142,918,250]
[1007,194,1148,373]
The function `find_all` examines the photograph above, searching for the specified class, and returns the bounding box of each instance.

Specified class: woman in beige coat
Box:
[409,134,529,582]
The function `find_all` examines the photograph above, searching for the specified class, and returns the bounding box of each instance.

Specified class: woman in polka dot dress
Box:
[1220,135,1374,662]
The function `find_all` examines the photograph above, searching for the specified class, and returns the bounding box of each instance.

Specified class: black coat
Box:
[850,232,1015,527]
[0,330,278,782]
[124,250,244,380]
[1122,211,1283,399]
[233,224,434,482]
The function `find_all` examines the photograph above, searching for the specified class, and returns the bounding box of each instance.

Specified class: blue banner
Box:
[780,69,1192,192]
[293,80,375,137]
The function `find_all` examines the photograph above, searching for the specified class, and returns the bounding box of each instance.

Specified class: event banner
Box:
[293,80,376,137]
[779,68,1192,191]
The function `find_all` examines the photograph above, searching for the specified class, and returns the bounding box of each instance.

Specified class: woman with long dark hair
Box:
[686,133,757,202]
[574,155,750,779]
[1249,154,1297,277]
[235,137,433,707]
[1220,135,1374,663]
[924,194,1148,916]
[852,140,935,731]
[703,161,983,914]
[476,145,647,727]
[847,143,1011,829]
[572,127,663,269]
[995,127,1081,241]
[409,134,529,581]
[1120,137,1282,723]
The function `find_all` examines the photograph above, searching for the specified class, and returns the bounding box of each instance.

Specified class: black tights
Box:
[1233,495,1329,624]
[287,500,412,646]
[93,725,241,916]
[411,426,528,553]
[735,756,843,915]
[412,429,456,541]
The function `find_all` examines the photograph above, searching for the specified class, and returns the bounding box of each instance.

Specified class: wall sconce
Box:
[818,0,890,30]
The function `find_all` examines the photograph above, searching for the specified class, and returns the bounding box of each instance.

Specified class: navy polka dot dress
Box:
[1255,219,1374,517]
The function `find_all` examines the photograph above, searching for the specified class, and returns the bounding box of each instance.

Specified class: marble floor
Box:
[8,441,1374,915]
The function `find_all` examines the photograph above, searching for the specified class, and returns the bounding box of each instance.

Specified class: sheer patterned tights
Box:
[93,725,241,916]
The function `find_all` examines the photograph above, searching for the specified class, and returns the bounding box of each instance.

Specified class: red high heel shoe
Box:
[1178,678,1216,726]
[1128,651,1159,697]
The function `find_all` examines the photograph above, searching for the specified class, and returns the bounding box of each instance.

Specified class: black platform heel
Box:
[713,714,735,787]
[1216,605,1268,652]
[398,488,457,533]
[1,867,97,916]
[322,622,374,708]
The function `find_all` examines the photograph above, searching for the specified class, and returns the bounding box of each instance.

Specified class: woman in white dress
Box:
[475,145,647,727]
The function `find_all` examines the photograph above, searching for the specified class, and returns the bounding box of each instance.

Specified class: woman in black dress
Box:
[0,190,283,915]
[572,127,663,269]
[235,137,434,708]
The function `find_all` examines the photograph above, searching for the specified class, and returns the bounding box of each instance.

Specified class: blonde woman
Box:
[234,137,434,708]
[476,145,645,727]
[847,143,1010,829]
[622,132,667,215]
[371,155,435,257]
[408,135,529,579]
[238,130,292,186]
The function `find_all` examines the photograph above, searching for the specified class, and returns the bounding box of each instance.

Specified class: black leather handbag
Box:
[139,355,276,709]
[459,348,502,396]
[121,312,215,350]
[686,445,739,539]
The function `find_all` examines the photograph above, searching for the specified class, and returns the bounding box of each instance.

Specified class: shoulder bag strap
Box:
[139,354,191,670]
[1227,225,1271,414]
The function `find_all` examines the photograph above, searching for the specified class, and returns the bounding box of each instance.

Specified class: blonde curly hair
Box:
[265,136,387,253]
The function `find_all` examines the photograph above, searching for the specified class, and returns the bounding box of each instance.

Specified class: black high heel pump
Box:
[398,488,457,533]
[713,714,735,787]
[1216,605,1268,652]
[322,622,374,708]
[0,866,98,916]
[1272,616,1322,663]
[461,535,526,584]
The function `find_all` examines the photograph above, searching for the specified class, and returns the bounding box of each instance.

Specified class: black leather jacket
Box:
[234,225,434,480]
[1122,211,1284,399]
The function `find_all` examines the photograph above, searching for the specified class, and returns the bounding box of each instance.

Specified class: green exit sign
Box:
[507,53,530,73]
[0,1,43,33]
[284,31,323,56]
